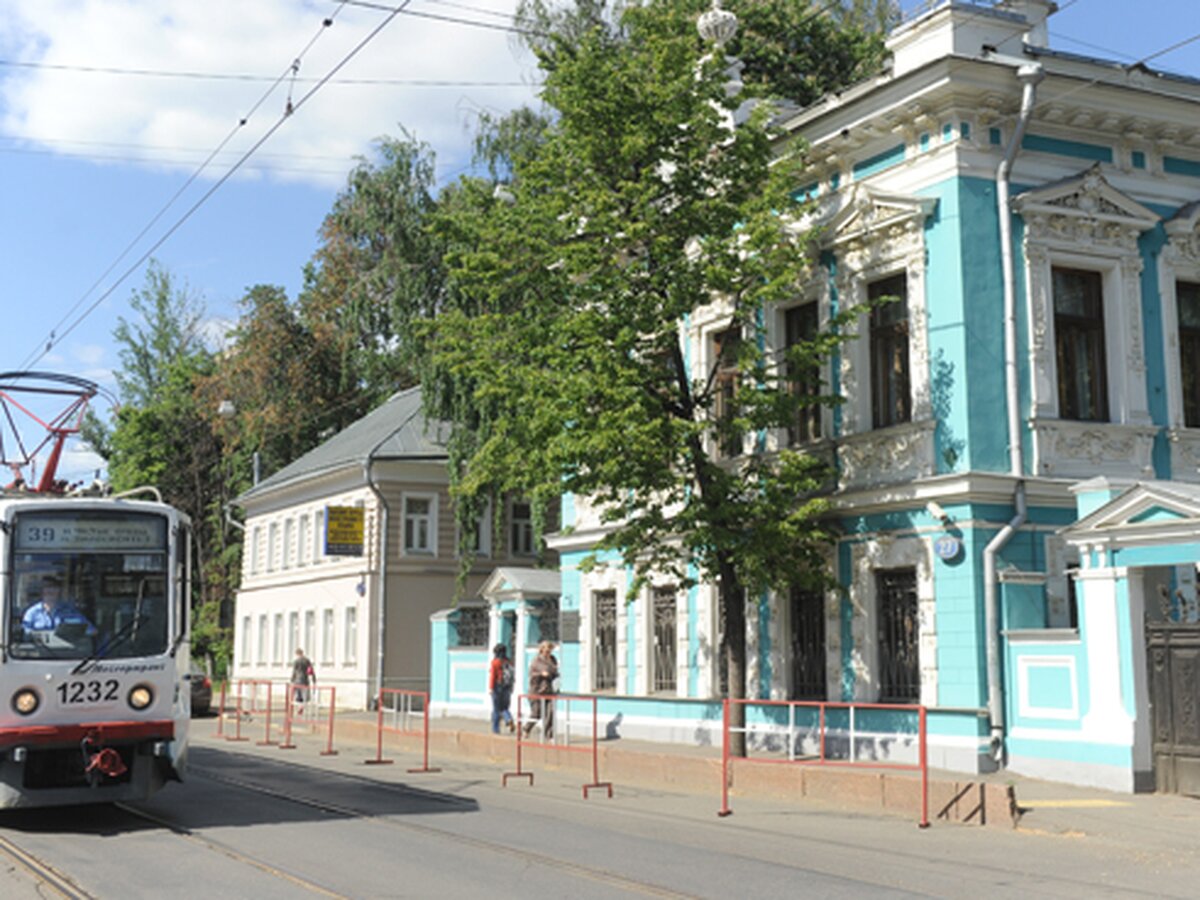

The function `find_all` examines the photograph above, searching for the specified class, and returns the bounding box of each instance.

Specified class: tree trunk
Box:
[720,561,748,758]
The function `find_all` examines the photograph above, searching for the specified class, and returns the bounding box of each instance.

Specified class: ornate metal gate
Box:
[1147,622,1200,796]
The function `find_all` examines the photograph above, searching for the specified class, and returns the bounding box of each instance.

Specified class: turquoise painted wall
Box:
[918,176,1010,475]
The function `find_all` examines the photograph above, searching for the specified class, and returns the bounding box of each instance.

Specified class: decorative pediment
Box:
[1013,164,1159,252]
[1163,200,1200,269]
[1063,481,1200,545]
[822,184,938,249]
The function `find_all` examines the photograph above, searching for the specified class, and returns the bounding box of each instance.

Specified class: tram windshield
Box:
[7,510,170,660]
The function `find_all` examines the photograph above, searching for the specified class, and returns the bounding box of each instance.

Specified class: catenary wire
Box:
[18,2,354,372]
[24,1,412,371]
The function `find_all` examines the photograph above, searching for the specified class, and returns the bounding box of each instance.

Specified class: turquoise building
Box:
[430,1,1200,794]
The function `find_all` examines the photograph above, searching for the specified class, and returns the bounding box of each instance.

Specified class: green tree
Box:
[92,264,233,671]
[414,0,876,752]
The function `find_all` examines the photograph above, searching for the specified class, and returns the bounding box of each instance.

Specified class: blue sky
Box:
[0,0,1198,483]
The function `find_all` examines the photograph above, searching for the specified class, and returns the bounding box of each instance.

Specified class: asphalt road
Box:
[0,733,1194,899]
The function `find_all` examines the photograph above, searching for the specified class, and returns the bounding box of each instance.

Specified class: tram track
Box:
[0,831,96,900]
[187,763,698,899]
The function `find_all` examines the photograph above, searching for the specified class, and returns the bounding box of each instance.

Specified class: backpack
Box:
[500,660,515,689]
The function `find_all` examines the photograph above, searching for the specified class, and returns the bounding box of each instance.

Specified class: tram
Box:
[0,492,192,807]
[0,372,190,807]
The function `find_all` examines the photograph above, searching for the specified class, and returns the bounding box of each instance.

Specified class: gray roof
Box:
[240,386,449,500]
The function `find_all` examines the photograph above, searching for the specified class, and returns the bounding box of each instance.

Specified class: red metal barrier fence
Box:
[363,688,439,773]
[503,693,612,799]
[719,698,928,827]
[279,684,339,756]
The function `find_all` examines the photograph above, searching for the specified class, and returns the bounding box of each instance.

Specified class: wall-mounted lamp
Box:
[926,500,952,525]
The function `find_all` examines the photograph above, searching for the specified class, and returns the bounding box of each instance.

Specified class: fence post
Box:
[364,688,393,765]
[215,680,227,738]
[581,695,613,799]
[321,686,338,756]
[279,686,296,750]
[405,692,440,773]
[718,698,732,817]
[918,705,930,829]
[257,681,276,746]
[502,693,533,787]
[226,682,247,742]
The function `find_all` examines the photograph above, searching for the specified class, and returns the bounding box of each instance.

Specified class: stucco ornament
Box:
[697,0,737,47]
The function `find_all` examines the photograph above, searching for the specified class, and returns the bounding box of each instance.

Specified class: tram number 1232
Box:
[55,678,121,705]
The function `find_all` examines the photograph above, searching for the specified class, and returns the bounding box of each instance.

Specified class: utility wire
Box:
[23,0,410,371]
[19,3,354,372]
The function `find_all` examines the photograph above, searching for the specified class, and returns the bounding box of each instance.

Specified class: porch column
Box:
[1077,563,1135,745]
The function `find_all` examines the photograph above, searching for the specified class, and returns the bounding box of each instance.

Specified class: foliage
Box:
[94,264,234,667]
[409,0,881,727]
[515,0,892,106]
[299,137,442,405]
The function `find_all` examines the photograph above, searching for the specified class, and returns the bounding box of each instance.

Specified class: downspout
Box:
[984,62,1043,759]
[365,439,391,710]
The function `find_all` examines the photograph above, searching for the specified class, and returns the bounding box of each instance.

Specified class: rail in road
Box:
[0,737,1195,898]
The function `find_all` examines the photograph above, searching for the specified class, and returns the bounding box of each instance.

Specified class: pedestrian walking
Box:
[291,648,316,716]
[488,644,515,734]
[524,640,558,739]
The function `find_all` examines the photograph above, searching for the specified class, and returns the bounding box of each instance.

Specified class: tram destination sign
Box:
[324,505,365,557]
[14,515,166,551]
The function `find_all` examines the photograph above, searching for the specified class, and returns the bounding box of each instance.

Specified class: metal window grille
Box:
[594,590,617,691]
[785,303,822,445]
[652,587,677,693]
[876,568,920,703]
[713,328,742,458]
[869,274,911,429]
[789,586,827,700]
[1053,267,1109,422]
[456,607,489,648]
[538,596,559,644]
[1179,281,1200,427]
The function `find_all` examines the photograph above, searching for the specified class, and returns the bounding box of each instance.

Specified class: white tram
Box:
[0,493,191,807]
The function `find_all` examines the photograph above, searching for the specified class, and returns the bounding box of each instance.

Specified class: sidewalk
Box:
[202,702,1198,849]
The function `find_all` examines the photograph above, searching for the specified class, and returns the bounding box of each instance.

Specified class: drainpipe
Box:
[984,62,1043,759]
[364,439,391,710]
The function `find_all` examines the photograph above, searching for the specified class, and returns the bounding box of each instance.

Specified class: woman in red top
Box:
[488,644,515,734]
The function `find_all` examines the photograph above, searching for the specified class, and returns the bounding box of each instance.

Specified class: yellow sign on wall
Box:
[325,506,365,556]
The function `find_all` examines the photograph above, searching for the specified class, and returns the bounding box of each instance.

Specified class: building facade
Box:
[431,0,1200,793]
[232,387,546,708]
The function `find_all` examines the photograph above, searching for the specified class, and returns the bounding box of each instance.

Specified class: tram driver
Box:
[22,574,96,640]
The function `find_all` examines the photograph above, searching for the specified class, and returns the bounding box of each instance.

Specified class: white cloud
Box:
[0,0,541,187]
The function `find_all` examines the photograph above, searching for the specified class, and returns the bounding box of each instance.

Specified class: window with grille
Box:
[789,586,826,700]
[288,611,299,657]
[304,610,315,656]
[785,303,822,445]
[652,586,678,693]
[538,596,559,644]
[456,607,489,647]
[1179,281,1200,427]
[1054,267,1109,422]
[876,568,919,703]
[594,590,617,691]
[869,274,911,429]
[273,613,284,664]
[713,328,742,458]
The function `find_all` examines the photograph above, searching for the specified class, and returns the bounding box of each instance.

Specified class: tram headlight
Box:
[128,684,154,711]
[12,688,40,716]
